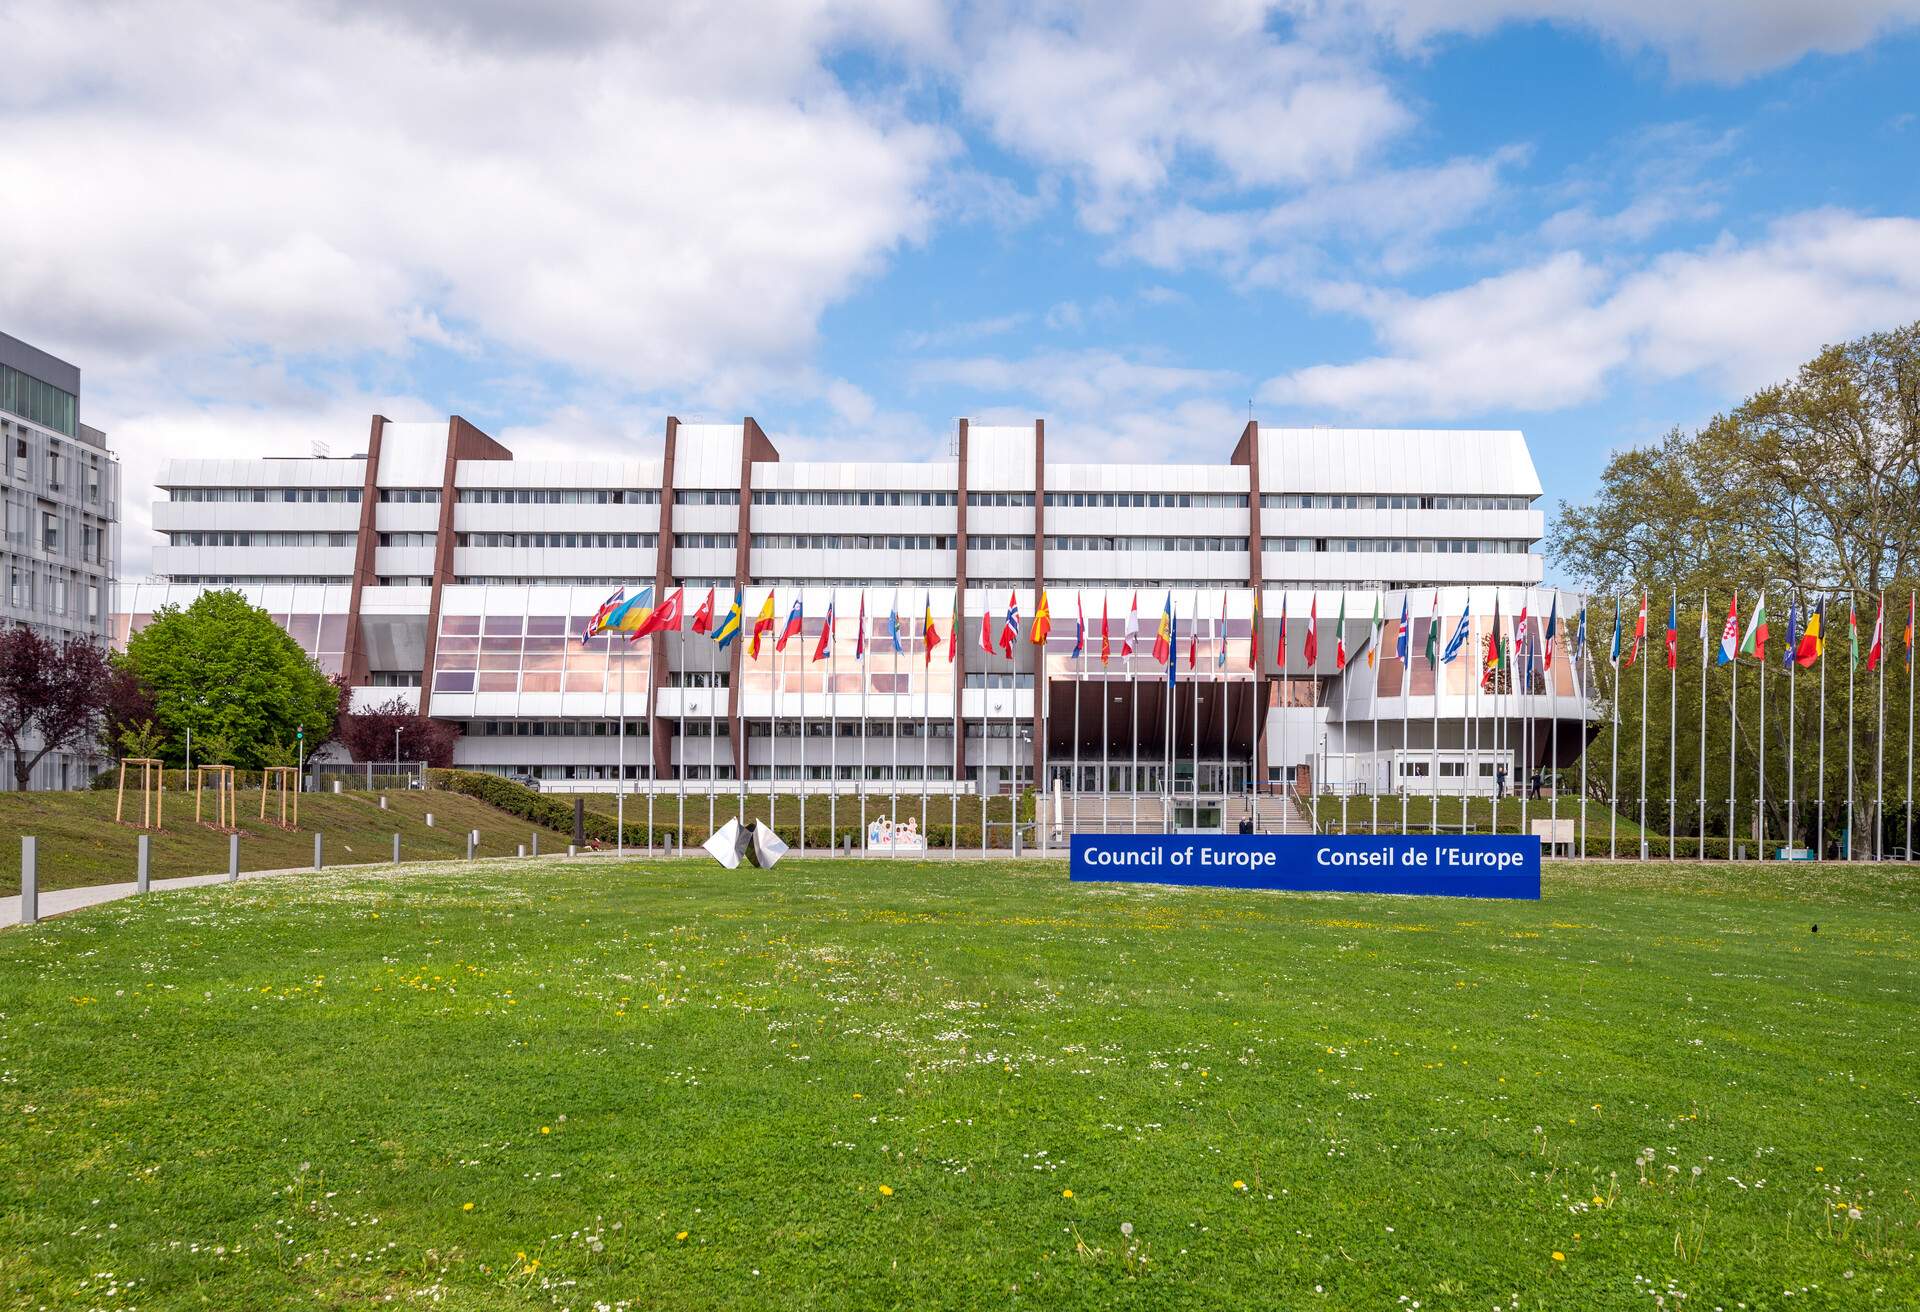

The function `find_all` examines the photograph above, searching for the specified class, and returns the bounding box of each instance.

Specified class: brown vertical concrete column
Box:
[1232,420,1265,791]
[1031,418,1046,793]
[650,417,680,785]
[341,414,388,689]
[418,416,511,716]
[728,419,779,782]
[952,419,970,781]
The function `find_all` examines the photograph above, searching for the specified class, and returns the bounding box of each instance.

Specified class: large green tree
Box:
[1553,322,1920,856]
[121,591,339,769]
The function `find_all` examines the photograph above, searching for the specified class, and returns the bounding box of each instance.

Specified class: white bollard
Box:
[137,833,151,894]
[517,844,526,858]
[392,833,401,864]
[568,844,577,857]
[332,779,342,794]
[379,795,388,810]
[531,832,539,857]
[18,837,36,926]
[228,832,240,883]
[313,832,323,871]
[465,831,476,861]
[425,813,434,828]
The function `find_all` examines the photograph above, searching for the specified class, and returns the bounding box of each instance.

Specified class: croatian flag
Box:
[1715,593,1740,667]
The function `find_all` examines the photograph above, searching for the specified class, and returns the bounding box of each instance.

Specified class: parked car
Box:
[506,772,538,789]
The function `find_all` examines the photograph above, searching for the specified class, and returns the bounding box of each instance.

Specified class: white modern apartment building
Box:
[116,415,1591,813]
[4,330,119,789]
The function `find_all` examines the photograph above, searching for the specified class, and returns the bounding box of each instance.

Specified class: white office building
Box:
[115,415,1592,824]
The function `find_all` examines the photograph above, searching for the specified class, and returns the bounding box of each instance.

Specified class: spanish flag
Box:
[1030,590,1051,644]
[749,591,776,658]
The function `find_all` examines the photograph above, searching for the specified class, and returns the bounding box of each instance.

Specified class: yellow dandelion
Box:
[878,1184,893,1196]
[676,1230,689,1241]
[1233,1180,1247,1191]
[462,1202,474,1212]
[1552,1252,1565,1262]
[1062,1189,1073,1199]
[540,1126,551,1135]
[852,1093,862,1100]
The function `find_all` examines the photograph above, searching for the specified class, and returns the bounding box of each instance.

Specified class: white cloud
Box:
[0,1,952,385]
[1310,0,1920,80]
[957,1,1411,229]
[1262,210,1920,418]
[912,348,1239,414]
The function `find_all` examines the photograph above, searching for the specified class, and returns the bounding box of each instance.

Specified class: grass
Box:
[2,858,1917,1308]
[0,787,574,897]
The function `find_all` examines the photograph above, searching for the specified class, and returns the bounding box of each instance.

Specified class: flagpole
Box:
[860,591,870,857]
[1399,598,1411,835]
[1786,589,1796,854]
[1462,601,1473,836]
[1637,591,1648,860]
[1249,589,1259,831]
[1219,594,1229,821]
[1756,597,1768,856]
[1518,603,1529,840]
[1549,592,1560,849]
[615,631,626,858]
[1697,592,1708,860]
[1102,593,1112,833]
[644,634,656,855]
[827,588,838,852]
[1907,591,1915,863]
[1430,594,1439,835]
[1131,643,1140,836]
[708,605,717,837]
[948,592,959,859]
[1817,598,1828,860]
[1847,592,1856,860]
[677,625,687,851]
[1727,613,1739,864]
[736,589,748,835]
[922,594,933,853]
[1578,604,1588,858]
[1072,597,1082,842]
[1666,584,1676,858]
[1876,593,1886,861]
[1191,592,1201,832]
[1609,597,1619,861]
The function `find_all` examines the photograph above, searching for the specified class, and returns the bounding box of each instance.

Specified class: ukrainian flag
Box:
[714,587,744,649]
[603,586,654,632]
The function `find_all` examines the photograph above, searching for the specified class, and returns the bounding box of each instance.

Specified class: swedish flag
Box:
[713,587,744,649]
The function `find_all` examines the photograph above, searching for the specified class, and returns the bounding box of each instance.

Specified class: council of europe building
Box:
[115,415,1593,826]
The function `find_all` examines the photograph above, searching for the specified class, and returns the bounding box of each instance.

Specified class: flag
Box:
[1697,592,1709,668]
[1123,592,1140,657]
[713,588,744,649]
[1738,591,1769,661]
[1867,593,1885,671]
[923,595,941,666]
[812,599,835,662]
[1215,593,1228,669]
[1848,598,1860,669]
[1664,594,1678,670]
[582,587,625,643]
[1100,595,1111,666]
[1781,599,1800,672]
[888,599,903,655]
[946,591,957,662]
[1167,602,1178,687]
[999,593,1019,657]
[1795,600,1823,667]
[1187,598,1198,671]
[1334,595,1348,670]
[1367,594,1382,670]
[1395,594,1410,665]
[1574,601,1586,655]
[1544,596,1558,671]
[602,586,654,636]
[1304,595,1319,666]
[978,602,993,656]
[630,586,684,638]
[1521,605,1536,689]
[1249,590,1261,666]
[1277,593,1289,667]
[1070,594,1084,660]
[1610,603,1621,669]
[1714,593,1739,667]
[775,596,805,652]
[1906,592,1915,672]
[1152,592,1173,665]
[1424,592,1440,669]
[1482,595,1503,689]
[749,591,777,658]
[1442,601,1471,664]
[856,593,868,662]
[690,587,716,636]
[1031,590,1052,645]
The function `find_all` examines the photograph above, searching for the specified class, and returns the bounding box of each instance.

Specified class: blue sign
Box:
[1069,834,1540,900]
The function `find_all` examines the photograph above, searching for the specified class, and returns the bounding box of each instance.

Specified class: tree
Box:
[334,696,461,768]
[0,624,113,790]
[118,719,167,760]
[1553,320,1920,855]
[121,590,339,770]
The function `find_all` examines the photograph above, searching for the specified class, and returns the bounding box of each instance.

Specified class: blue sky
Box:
[3,2,1918,575]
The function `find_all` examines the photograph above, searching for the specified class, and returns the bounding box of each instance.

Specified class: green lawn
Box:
[0,787,574,897]
[2,858,1916,1308]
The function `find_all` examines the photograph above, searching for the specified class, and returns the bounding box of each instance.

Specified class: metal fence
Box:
[306,761,427,791]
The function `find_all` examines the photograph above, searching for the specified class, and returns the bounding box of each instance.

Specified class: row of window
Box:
[1046,535,1243,552]
[748,721,956,739]
[752,490,958,506]
[5,564,103,623]
[170,531,357,548]
[675,489,739,505]
[6,429,111,505]
[751,534,956,551]
[674,533,737,549]
[455,533,657,549]
[458,488,659,505]
[970,536,1034,551]
[1262,537,1533,555]
[1262,494,1532,511]
[169,574,350,584]
[378,532,436,548]
[379,488,439,503]
[168,487,361,503]
[0,363,77,436]
[1046,492,1244,508]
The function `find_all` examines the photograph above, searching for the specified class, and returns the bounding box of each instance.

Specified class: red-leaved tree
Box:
[0,624,113,790]
[334,696,461,768]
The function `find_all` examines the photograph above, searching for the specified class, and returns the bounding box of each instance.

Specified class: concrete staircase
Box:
[1223,794,1315,833]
